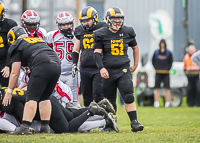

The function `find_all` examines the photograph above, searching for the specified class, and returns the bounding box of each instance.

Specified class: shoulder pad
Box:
[74,25,84,37]
[8,39,22,57]
[93,27,107,42]
[123,26,136,38]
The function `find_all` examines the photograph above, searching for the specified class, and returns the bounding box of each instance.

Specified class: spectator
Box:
[183,44,200,107]
[152,39,173,108]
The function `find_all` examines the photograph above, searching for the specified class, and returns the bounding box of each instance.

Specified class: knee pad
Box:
[124,94,135,104]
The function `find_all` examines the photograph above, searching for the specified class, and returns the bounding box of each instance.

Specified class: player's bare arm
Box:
[130,45,139,72]
[2,62,21,106]
[72,38,81,53]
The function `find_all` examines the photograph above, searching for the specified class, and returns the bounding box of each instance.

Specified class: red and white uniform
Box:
[47,30,79,106]
[35,27,47,41]
[47,30,74,75]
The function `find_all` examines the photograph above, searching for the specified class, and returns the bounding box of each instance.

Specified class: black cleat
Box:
[98,99,116,115]
[98,127,113,132]
[88,102,107,116]
[40,125,50,133]
[11,124,32,135]
[105,113,119,133]
[131,120,144,132]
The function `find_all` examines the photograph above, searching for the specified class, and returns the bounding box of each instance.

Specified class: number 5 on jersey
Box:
[55,41,74,61]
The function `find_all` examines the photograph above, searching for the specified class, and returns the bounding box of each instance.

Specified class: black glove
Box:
[72,64,79,77]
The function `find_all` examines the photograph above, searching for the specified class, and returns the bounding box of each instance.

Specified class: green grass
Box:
[0,97,200,143]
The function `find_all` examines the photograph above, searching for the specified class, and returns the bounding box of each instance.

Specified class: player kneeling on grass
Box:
[93,7,144,132]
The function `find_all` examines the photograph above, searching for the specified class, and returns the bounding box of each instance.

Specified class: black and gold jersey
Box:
[0,18,17,65]
[93,26,137,69]
[74,22,107,69]
[0,87,25,107]
[8,37,60,70]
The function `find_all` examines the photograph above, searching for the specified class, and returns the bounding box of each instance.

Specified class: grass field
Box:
[0,97,200,143]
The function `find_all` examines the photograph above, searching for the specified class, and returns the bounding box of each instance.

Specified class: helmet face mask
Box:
[21,10,40,37]
[56,12,74,39]
[7,26,28,46]
[79,6,98,31]
[105,7,124,31]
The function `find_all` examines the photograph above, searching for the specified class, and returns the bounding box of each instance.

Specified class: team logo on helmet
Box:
[21,10,40,37]
[79,6,98,31]
[0,1,7,22]
[105,7,124,31]
[7,26,28,45]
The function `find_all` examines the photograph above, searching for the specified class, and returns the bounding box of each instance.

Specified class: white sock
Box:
[86,115,103,121]
[165,101,170,108]
[154,101,159,108]
[78,119,106,132]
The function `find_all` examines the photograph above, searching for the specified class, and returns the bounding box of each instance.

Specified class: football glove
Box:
[72,64,79,77]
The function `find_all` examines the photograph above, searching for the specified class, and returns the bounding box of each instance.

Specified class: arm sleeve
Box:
[5,52,11,67]
[152,52,156,69]
[72,52,79,65]
[167,52,173,70]
[94,52,104,69]
[129,38,137,47]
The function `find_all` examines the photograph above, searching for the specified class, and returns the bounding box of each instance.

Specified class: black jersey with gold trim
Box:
[0,18,17,64]
[74,22,107,69]
[8,37,59,70]
[93,26,137,69]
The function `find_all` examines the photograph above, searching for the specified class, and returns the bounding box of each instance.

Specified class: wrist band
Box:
[7,87,13,94]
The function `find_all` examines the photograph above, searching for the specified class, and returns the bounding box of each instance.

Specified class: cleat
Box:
[88,102,107,116]
[29,127,35,134]
[105,113,119,133]
[40,125,50,133]
[99,127,113,132]
[66,102,80,110]
[11,124,30,135]
[131,120,144,132]
[98,99,116,115]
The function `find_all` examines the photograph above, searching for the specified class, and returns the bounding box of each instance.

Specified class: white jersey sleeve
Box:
[37,27,47,42]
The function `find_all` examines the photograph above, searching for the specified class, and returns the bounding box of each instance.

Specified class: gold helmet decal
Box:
[0,2,4,15]
[7,30,16,44]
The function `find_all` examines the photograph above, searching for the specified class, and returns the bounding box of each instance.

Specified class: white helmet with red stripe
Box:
[21,10,40,37]
[56,11,74,39]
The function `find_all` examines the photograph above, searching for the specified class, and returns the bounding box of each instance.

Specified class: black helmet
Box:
[79,6,98,31]
[7,26,28,45]
[0,1,7,23]
[105,7,124,31]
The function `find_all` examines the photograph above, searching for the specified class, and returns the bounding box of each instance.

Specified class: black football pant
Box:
[80,69,104,106]
[49,96,90,133]
[186,76,200,107]
[102,67,134,112]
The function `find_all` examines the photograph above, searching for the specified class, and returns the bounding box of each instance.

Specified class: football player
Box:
[0,1,17,86]
[46,11,81,108]
[93,7,144,132]
[21,10,47,40]
[3,26,61,135]
[72,6,106,106]
[0,87,119,133]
